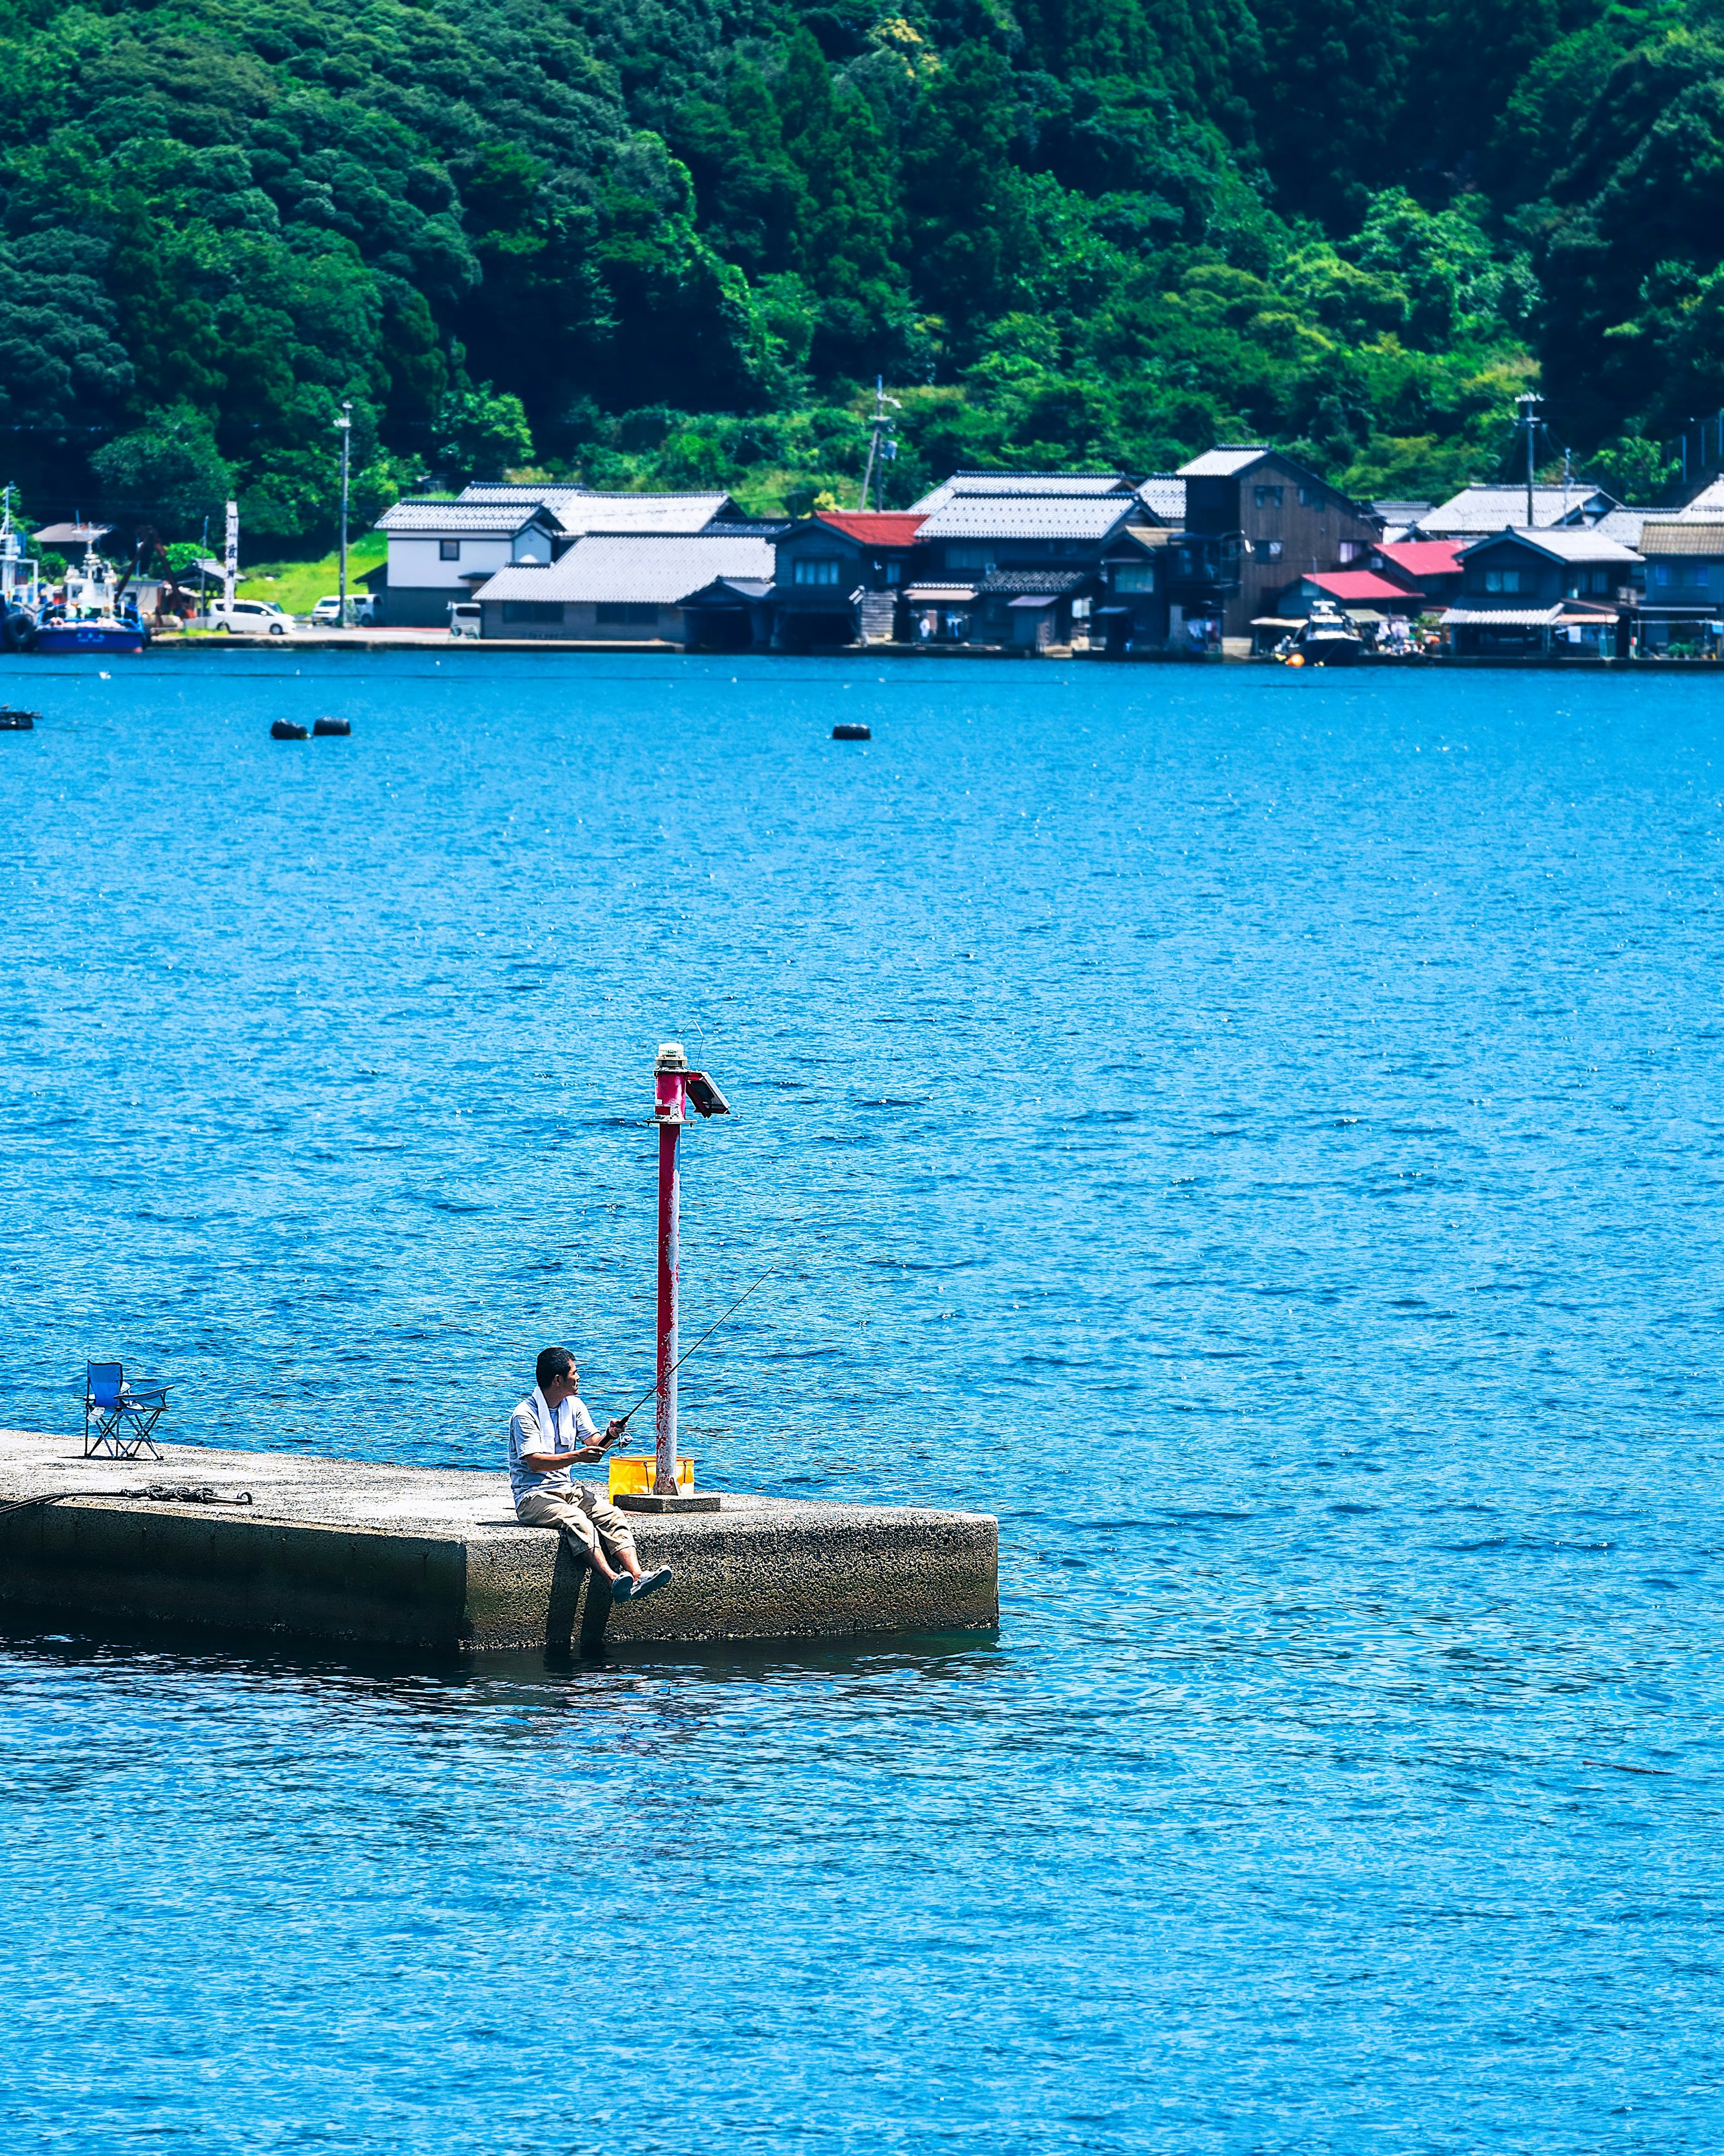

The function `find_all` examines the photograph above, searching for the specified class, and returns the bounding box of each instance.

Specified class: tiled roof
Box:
[918,496,1134,541]
[977,567,1090,595]
[813,511,928,545]
[1178,445,1271,477]
[456,484,739,535]
[1682,477,1724,512]
[1461,526,1640,563]
[909,469,1132,511]
[377,500,552,535]
[1135,476,1187,522]
[1639,520,1724,555]
[682,575,774,601]
[1442,605,1566,627]
[1422,483,1620,532]
[477,533,777,604]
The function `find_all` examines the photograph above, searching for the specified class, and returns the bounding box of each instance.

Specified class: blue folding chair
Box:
[84,1361,170,1459]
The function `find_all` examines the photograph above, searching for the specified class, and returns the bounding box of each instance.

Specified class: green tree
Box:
[91,403,234,531]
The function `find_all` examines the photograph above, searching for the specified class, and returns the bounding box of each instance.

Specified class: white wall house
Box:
[372,503,560,627]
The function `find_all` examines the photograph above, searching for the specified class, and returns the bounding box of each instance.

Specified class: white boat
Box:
[33,534,146,655]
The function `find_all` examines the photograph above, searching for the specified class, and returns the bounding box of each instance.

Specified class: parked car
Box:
[311,595,377,627]
[449,601,481,639]
[208,597,294,635]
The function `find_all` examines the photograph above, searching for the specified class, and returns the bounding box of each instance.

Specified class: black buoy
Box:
[0,706,37,730]
[270,720,309,741]
[312,715,351,736]
[831,722,871,741]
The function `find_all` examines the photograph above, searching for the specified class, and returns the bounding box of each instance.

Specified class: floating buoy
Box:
[831,722,871,741]
[0,706,37,729]
[312,715,351,736]
[1285,652,1305,668]
[270,720,309,741]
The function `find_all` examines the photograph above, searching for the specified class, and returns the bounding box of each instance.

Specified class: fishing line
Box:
[0,1484,255,1520]
[605,1262,780,1440]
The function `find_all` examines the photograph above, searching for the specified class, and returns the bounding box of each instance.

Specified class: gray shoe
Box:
[632,1565,673,1601]
[606,1572,633,1600]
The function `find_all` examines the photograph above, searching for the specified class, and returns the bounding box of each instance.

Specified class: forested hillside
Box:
[2,0,1720,542]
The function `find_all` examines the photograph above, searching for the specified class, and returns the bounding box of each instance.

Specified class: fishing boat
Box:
[1284,597,1364,667]
[33,534,147,655]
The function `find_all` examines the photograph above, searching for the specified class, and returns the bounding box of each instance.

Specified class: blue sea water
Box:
[1,649,1722,2153]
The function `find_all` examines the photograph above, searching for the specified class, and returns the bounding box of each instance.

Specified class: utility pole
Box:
[336,401,352,623]
[1516,391,1543,527]
[857,377,902,512]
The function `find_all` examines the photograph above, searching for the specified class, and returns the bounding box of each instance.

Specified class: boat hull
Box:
[34,622,145,655]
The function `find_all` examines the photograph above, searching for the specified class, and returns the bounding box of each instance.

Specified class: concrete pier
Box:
[0,1430,998,1654]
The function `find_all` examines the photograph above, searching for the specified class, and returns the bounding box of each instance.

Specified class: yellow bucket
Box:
[607,1454,695,1499]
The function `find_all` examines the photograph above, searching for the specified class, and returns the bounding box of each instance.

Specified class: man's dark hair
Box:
[536,1346,576,1390]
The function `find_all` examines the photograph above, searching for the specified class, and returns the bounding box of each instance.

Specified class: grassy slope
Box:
[237,533,387,610]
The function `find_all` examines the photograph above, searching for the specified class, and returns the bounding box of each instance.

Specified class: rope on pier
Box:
[0,1484,255,1520]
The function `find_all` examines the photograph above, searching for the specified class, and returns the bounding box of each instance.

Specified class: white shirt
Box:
[508,1392,597,1502]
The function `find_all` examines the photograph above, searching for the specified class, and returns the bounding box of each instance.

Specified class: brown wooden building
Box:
[1167,446,1381,646]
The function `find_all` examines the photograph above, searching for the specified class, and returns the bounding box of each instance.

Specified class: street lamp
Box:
[336,401,352,624]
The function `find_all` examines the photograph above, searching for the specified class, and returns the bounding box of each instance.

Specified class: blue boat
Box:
[32,533,147,654]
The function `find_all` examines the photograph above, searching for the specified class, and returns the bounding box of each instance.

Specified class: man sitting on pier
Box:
[510,1348,672,1601]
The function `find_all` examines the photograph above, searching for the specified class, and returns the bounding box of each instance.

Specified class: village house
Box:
[1254,568,1426,652]
[474,531,776,641]
[900,493,1137,650]
[371,500,562,626]
[770,511,926,647]
[1169,446,1381,650]
[1371,538,1465,607]
[1415,482,1626,538]
[372,486,748,626]
[1633,519,1724,655]
[1441,528,1640,656]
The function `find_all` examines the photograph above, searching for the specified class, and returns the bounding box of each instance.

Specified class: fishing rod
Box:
[601,1262,779,1445]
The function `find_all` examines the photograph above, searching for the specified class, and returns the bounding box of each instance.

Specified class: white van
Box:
[208,597,294,635]
[311,595,377,627]
[449,602,481,639]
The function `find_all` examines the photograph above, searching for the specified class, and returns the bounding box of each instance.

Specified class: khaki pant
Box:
[516,1484,637,1565]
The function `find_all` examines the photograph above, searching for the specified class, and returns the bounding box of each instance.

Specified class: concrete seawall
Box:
[0,1431,998,1653]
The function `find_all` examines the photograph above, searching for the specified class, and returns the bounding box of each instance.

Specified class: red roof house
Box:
[812,512,928,546]
[1292,569,1425,610]
[1371,539,1464,597]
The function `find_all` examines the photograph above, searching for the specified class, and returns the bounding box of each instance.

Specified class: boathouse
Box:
[769,511,926,648]
[1633,520,1724,654]
[474,532,776,641]
[1441,528,1640,655]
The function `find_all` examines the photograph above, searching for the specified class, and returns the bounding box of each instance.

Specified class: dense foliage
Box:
[1,0,1718,542]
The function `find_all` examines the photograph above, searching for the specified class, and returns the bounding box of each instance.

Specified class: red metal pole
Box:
[653,1044,687,1495]
[655,1116,680,1494]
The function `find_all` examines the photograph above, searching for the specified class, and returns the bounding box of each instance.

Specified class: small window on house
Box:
[1654,563,1673,586]
[1114,563,1155,592]
[1253,539,1283,560]
[440,539,461,561]
[792,556,843,586]
[501,600,563,623]
[596,602,658,625]
[946,544,989,571]
[1254,485,1284,509]
[1337,541,1364,563]
[1591,568,1615,594]
[885,560,902,584]
[1298,485,1321,507]
[1483,568,1522,594]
